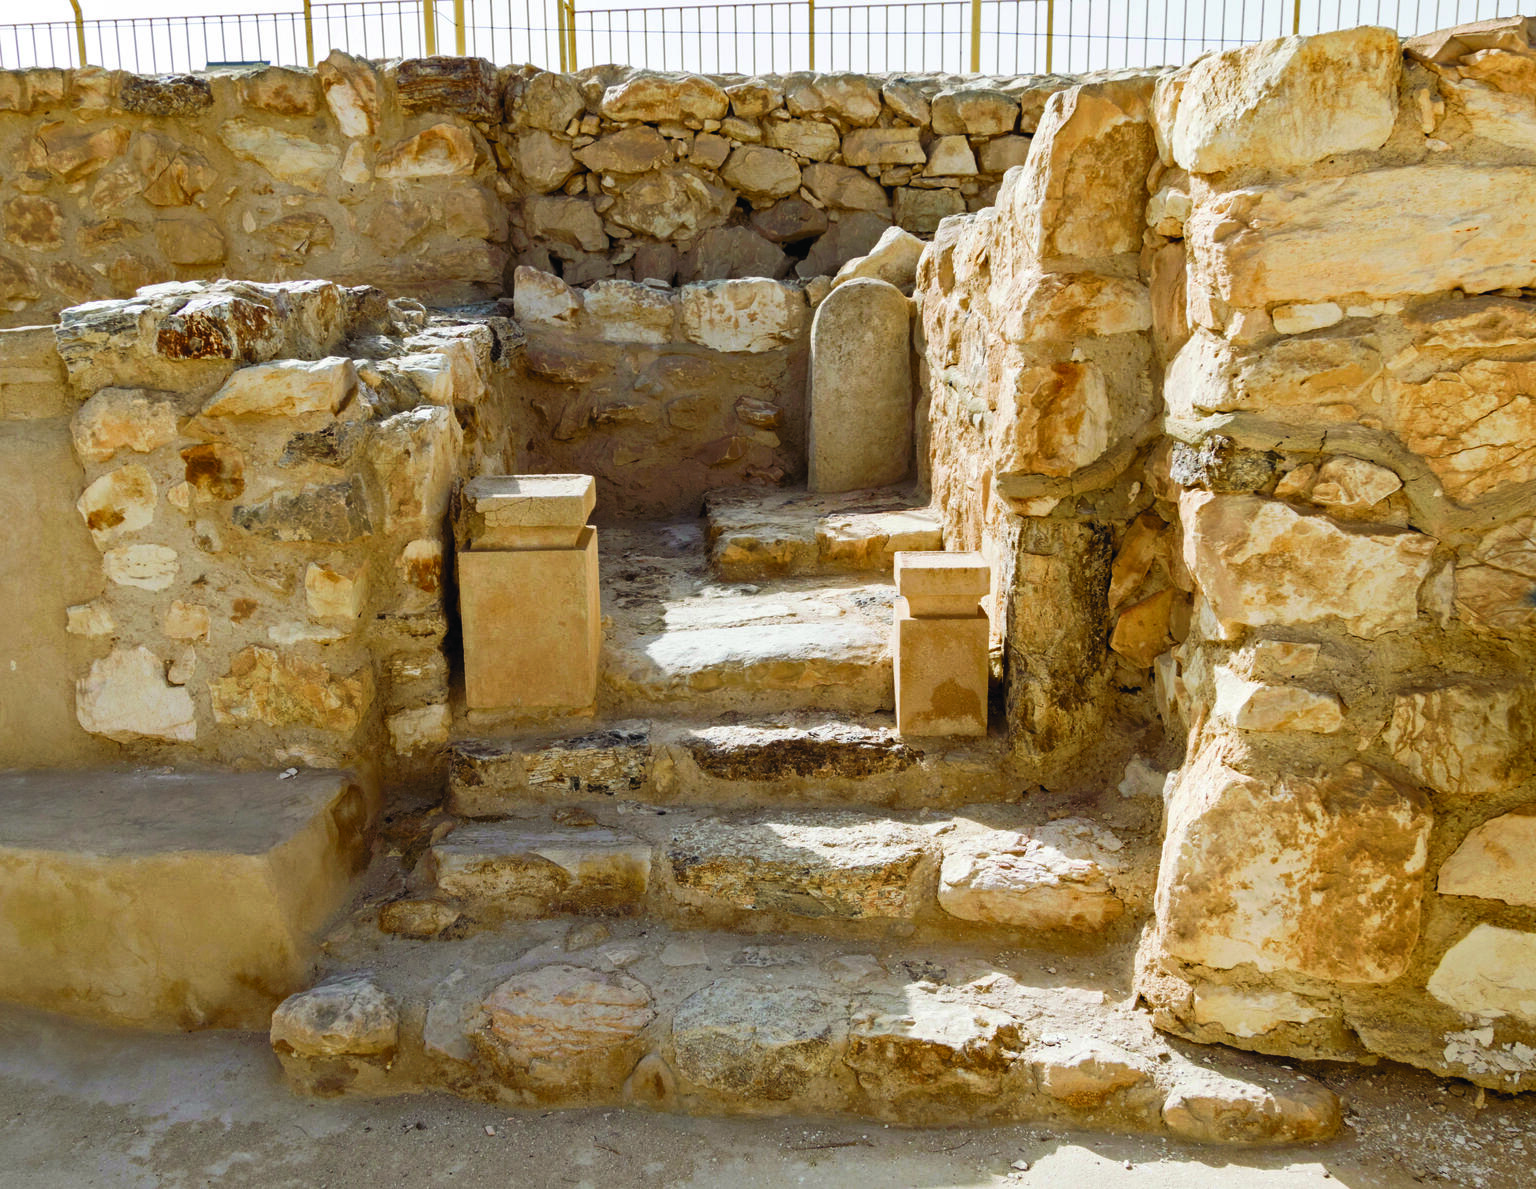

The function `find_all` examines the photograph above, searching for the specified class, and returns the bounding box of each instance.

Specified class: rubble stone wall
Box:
[0,56,1101,330]
[916,18,1536,1093]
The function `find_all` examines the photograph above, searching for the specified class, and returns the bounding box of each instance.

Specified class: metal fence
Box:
[0,0,1522,76]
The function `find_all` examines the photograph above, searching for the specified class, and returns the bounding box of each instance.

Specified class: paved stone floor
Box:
[1,1004,1532,1187]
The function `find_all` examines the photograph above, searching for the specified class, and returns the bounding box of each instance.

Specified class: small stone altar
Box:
[892,551,990,736]
[455,474,601,713]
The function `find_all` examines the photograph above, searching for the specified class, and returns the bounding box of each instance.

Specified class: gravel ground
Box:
[2,1005,1534,1188]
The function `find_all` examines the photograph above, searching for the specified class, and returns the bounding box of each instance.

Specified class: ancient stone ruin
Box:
[3,15,1536,1146]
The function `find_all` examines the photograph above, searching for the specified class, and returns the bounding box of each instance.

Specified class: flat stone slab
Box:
[599,523,895,717]
[665,811,939,921]
[457,473,596,550]
[0,767,374,1029]
[429,821,651,916]
[704,486,941,581]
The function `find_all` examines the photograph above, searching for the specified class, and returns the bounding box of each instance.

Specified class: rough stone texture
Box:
[1162,27,1401,173]
[938,818,1126,931]
[1427,926,1536,1023]
[666,812,938,921]
[670,980,845,1099]
[1162,1068,1343,1144]
[1379,682,1534,796]
[1181,491,1436,639]
[271,975,398,1059]
[807,279,912,493]
[430,823,651,916]
[1157,749,1432,984]
[1439,807,1536,906]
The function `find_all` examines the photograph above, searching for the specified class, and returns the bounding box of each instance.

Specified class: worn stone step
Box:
[447,713,1013,815]
[588,523,897,720]
[395,801,1156,947]
[269,919,1342,1144]
[704,485,943,581]
[0,767,376,1030]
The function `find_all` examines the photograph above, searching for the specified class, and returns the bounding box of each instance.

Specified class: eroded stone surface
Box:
[938,818,1125,931]
[271,975,398,1059]
[1428,926,1536,1023]
[477,964,655,1085]
[1379,682,1534,796]
[671,979,846,1099]
[430,823,651,916]
[1439,807,1536,906]
[1162,1067,1342,1144]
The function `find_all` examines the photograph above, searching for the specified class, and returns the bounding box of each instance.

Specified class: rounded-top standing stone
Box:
[807,277,912,493]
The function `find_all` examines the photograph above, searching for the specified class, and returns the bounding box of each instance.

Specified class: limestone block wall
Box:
[509,266,810,517]
[917,17,1536,1092]
[0,278,522,781]
[0,57,511,326]
[0,57,1106,331]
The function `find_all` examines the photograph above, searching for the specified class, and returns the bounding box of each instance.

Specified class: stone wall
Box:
[916,17,1536,1092]
[0,56,1100,330]
[0,278,523,783]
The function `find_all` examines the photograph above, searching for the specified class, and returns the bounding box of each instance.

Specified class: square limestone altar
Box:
[457,475,601,712]
[893,551,990,736]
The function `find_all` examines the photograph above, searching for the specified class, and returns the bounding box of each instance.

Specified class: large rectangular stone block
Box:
[459,527,601,710]
[894,598,989,737]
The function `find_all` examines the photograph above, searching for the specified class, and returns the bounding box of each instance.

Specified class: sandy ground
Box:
[1,1005,1533,1188]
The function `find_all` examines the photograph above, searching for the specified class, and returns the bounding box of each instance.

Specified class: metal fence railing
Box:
[0,0,1523,77]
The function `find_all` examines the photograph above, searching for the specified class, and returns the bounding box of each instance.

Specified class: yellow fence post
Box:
[565,0,577,71]
[1044,0,1054,72]
[969,0,981,73]
[1292,0,1302,35]
[424,0,438,54]
[302,0,315,67]
[454,0,466,54]
[807,0,815,70]
[68,0,87,67]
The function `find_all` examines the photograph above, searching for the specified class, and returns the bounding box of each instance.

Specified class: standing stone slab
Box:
[807,278,912,493]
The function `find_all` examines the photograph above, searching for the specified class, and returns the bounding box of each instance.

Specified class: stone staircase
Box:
[269,488,1345,1145]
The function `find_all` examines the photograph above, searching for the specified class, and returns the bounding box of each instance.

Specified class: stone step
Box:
[591,523,896,719]
[0,767,376,1030]
[395,801,1156,947]
[448,712,1012,814]
[703,485,942,581]
[268,918,1343,1144]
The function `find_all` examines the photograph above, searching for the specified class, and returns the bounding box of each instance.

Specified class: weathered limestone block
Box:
[201,357,356,418]
[512,70,584,131]
[209,646,371,732]
[784,72,882,126]
[4,195,63,249]
[893,188,965,236]
[600,72,729,123]
[318,50,378,136]
[525,195,608,252]
[1190,986,1330,1039]
[1440,807,1536,906]
[76,464,156,547]
[1187,166,1536,308]
[991,359,1111,480]
[76,645,197,743]
[1157,749,1432,984]
[1213,666,1343,733]
[801,163,889,211]
[670,980,846,1099]
[1162,1067,1342,1144]
[430,823,651,915]
[1181,491,1435,638]
[477,963,655,1090]
[807,278,911,492]
[1389,361,1536,503]
[371,406,461,533]
[931,87,1018,136]
[999,272,1152,343]
[763,118,840,161]
[938,818,1124,930]
[119,73,211,116]
[233,478,372,543]
[271,975,398,1059]
[516,130,577,192]
[1427,926,1536,1022]
[220,119,340,192]
[893,551,989,737]
[830,225,925,296]
[1161,27,1399,173]
[395,56,500,120]
[679,278,803,353]
[842,126,925,167]
[1011,80,1157,261]
[583,279,676,344]
[103,543,177,590]
[1164,327,1383,426]
[845,984,1027,1114]
[239,65,320,115]
[377,124,481,179]
[33,123,130,182]
[720,146,802,203]
[666,812,938,920]
[511,266,582,328]
[677,226,790,283]
[605,166,735,240]
[1379,681,1534,796]
[573,126,669,173]
[1034,1038,1152,1106]
[154,214,226,266]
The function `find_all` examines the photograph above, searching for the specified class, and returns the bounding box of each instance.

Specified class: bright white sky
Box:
[9,0,1521,77]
